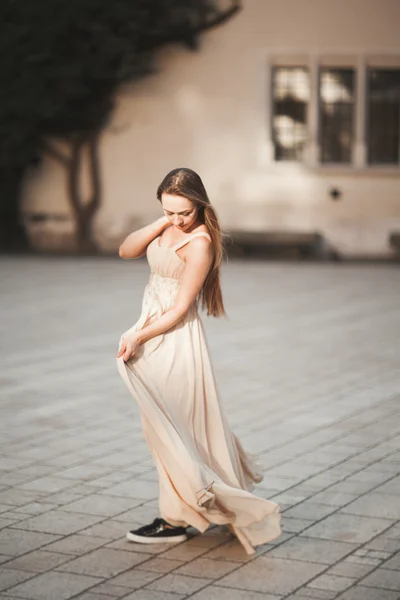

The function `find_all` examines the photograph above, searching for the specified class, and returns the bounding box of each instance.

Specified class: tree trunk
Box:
[0,167,30,251]
[67,134,101,253]
[44,133,102,253]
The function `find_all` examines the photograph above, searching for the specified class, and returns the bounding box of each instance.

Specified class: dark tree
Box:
[0,0,241,251]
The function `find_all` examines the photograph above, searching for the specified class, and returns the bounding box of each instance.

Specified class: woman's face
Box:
[161,193,199,232]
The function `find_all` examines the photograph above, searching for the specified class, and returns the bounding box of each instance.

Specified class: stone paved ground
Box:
[1,256,400,600]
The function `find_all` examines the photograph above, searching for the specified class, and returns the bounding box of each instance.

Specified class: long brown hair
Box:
[157,168,226,318]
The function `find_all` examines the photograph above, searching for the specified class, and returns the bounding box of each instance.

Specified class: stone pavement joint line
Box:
[0,257,399,599]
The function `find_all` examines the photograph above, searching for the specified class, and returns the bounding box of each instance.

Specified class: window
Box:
[319,68,355,164]
[272,67,310,161]
[367,69,400,165]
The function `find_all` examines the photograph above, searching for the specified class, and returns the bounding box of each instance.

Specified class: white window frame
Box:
[267,53,400,171]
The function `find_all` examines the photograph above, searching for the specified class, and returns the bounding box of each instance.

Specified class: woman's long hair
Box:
[157,168,226,318]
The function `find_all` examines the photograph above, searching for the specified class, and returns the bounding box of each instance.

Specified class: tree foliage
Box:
[0,0,240,250]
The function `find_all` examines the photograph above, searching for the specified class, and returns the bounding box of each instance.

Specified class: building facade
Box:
[22,0,400,257]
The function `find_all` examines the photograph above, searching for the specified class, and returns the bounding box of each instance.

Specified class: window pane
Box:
[320,68,355,164]
[367,69,400,165]
[272,67,310,161]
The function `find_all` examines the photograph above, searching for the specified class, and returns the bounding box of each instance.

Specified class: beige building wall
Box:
[22,0,400,256]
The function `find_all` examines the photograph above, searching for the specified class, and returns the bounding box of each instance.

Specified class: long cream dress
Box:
[117,232,281,554]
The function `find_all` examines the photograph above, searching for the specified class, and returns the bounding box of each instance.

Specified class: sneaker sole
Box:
[126,531,188,544]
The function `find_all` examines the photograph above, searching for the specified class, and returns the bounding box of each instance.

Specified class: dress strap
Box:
[172,232,212,251]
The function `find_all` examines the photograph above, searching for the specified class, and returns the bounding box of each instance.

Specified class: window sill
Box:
[308,164,400,176]
[267,162,400,176]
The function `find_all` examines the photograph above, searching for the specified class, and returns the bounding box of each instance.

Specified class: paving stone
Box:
[0,490,45,507]
[43,534,108,556]
[80,520,135,540]
[105,538,167,555]
[303,514,394,544]
[57,548,148,578]
[0,459,33,472]
[360,567,400,590]
[136,557,184,574]
[266,536,356,564]
[71,593,117,600]
[5,570,101,600]
[216,556,326,595]
[297,475,340,491]
[185,530,232,548]
[306,574,356,592]
[0,506,14,515]
[310,490,359,507]
[37,491,86,506]
[62,483,107,496]
[1,550,71,573]
[190,587,281,600]
[112,503,159,525]
[13,502,59,516]
[344,471,393,486]
[0,569,34,592]
[146,573,212,594]
[326,480,380,495]
[62,494,141,517]
[262,531,294,547]
[16,477,82,494]
[0,529,61,557]
[368,462,400,475]
[382,553,400,570]
[365,549,392,560]
[91,453,138,469]
[342,493,400,520]
[99,480,158,499]
[11,510,103,535]
[373,476,400,496]
[385,523,400,539]
[346,555,381,566]
[286,591,336,600]
[365,532,400,553]
[174,557,238,578]
[5,465,59,481]
[282,518,312,534]
[266,464,324,480]
[161,543,209,561]
[1,510,39,523]
[0,519,18,530]
[337,585,400,599]
[283,503,337,521]
[269,492,311,506]
[107,569,160,588]
[56,465,114,481]
[121,590,186,600]
[328,560,376,578]
[81,581,136,597]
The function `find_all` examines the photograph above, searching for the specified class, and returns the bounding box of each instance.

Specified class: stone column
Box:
[304,54,320,166]
[353,56,367,167]
[257,54,275,166]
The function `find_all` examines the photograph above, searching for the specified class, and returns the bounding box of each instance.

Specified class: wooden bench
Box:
[389,232,400,256]
[223,230,336,259]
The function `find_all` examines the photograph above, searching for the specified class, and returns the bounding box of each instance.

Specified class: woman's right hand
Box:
[119,215,169,259]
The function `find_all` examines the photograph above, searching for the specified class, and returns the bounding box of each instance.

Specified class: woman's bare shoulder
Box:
[192,224,211,237]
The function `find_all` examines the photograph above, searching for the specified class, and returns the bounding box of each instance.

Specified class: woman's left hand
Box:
[117,330,140,362]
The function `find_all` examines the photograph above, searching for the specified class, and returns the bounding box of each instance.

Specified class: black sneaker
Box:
[126,518,188,544]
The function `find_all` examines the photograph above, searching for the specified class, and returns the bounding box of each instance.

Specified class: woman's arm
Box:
[119,216,169,259]
[117,237,213,361]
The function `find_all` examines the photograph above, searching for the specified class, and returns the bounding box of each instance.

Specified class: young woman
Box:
[116,168,280,554]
